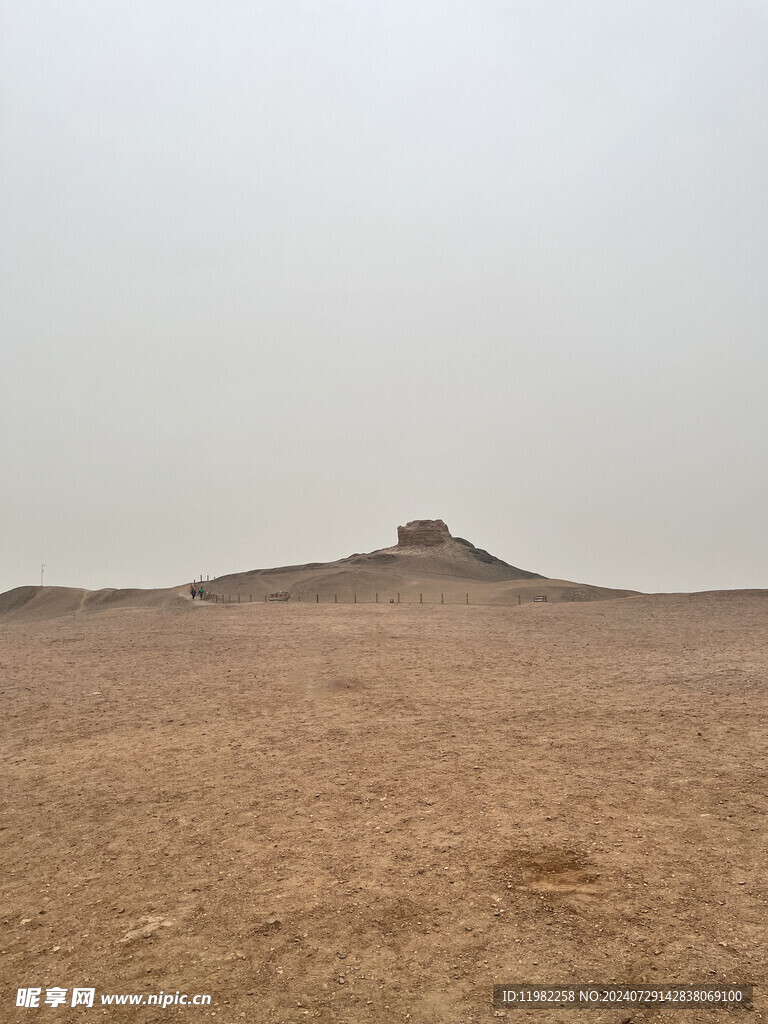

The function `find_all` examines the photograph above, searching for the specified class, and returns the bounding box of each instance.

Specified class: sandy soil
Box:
[1,592,766,1023]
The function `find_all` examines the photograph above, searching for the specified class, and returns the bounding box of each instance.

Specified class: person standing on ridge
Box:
[198,585,204,601]
[190,585,197,599]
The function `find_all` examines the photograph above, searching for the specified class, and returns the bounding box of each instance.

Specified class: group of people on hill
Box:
[190,584,205,600]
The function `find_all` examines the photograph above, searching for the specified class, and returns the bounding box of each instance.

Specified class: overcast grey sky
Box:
[2,0,766,596]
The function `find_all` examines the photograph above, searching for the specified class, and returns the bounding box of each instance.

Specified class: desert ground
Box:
[1,589,766,1023]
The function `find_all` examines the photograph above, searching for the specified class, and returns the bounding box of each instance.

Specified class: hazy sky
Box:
[2,0,766,596]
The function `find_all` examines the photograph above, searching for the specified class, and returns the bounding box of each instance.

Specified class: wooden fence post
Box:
[375,592,378,603]
[441,592,444,604]
[238,593,240,603]
[419,593,423,604]
[316,593,319,603]
[397,592,400,604]
[354,593,357,603]
[466,593,469,605]
[334,594,337,604]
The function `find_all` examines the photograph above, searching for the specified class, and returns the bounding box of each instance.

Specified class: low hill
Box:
[0,520,639,621]
[203,519,638,605]
[0,585,189,622]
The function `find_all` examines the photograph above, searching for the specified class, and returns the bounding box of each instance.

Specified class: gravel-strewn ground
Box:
[1,592,766,1023]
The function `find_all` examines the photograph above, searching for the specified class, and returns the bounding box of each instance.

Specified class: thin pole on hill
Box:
[375,592,378,603]
[238,594,240,603]
[316,593,319,603]
[334,594,337,604]
[441,593,444,604]
[354,593,357,603]
[419,593,423,604]
[518,595,521,605]
[298,593,301,603]
[397,592,400,604]
[466,593,469,605]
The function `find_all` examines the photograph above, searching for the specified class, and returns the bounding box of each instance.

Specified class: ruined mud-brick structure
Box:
[397,519,452,548]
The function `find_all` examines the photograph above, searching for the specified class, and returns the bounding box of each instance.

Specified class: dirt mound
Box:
[203,520,640,604]
[0,585,191,622]
[0,520,639,622]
